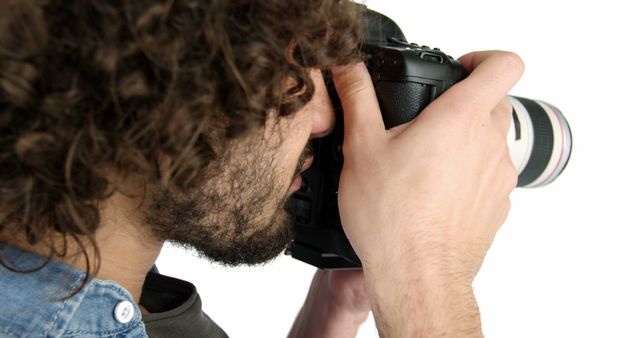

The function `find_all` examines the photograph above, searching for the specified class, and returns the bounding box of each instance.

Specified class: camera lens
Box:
[507,96,572,187]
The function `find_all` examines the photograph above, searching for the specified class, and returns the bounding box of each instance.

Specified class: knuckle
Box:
[497,51,525,78]
[495,99,513,132]
[503,158,518,190]
[489,129,508,151]
[498,97,512,115]
[503,199,512,218]
[338,79,368,102]
[492,99,512,122]
[503,198,512,214]
[333,65,370,103]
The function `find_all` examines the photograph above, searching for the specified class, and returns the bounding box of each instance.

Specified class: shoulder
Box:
[0,243,147,338]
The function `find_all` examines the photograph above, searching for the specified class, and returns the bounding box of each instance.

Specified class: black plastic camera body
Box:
[286,9,468,269]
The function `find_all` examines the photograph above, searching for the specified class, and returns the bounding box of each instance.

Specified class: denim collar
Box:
[0,243,147,338]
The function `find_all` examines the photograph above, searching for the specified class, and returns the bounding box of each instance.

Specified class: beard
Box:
[145,140,313,267]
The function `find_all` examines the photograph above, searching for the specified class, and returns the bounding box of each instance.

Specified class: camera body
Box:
[286,13,469,269]
[362,39,468,129]
[286,8,571,269]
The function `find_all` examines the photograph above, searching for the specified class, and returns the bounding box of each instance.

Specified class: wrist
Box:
[362,263,482,337]
[359,238,483,286]
[326,295,370,327]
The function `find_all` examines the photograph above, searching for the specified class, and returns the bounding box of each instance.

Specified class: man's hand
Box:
[288,269,370,338]
[332,50,523,337]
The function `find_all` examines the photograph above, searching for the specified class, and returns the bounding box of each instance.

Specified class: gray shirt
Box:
[141,272,229,338]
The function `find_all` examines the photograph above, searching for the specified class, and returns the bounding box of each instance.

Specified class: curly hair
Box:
[0,0,363,281]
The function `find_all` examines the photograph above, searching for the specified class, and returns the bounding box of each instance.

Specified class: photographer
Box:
[0,0,520,337]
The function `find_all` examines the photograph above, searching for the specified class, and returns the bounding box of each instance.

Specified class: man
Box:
[0,0,521,337]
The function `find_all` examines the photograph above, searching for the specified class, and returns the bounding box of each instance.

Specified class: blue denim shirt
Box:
[0,243,147,338]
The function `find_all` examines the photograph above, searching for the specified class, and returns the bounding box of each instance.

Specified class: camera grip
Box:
[375,81,436,129]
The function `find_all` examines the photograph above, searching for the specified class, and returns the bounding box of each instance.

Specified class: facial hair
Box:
[145,140,313,267]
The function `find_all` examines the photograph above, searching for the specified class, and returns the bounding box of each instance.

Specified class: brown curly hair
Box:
[0,0,363,280]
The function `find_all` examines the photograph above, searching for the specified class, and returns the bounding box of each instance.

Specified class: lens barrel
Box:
[508,96,572,188]
[288,7,573,270]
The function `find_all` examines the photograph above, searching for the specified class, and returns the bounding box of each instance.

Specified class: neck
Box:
[93,195,164,302]
[1,183,163,304]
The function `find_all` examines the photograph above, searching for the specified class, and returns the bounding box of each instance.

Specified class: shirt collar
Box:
[0,242,146,337]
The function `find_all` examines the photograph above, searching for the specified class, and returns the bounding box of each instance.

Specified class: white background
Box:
[156,0,640,337]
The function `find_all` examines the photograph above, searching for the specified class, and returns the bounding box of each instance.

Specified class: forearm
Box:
[363,260,482,338]
[288,298,367,338]
[288,270,369,338]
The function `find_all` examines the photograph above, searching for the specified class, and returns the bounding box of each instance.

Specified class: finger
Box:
[492,97,513,136]
[501,150,519,193]
[457,51,525,108]
[331,62,386,150]
[419,51,524,124]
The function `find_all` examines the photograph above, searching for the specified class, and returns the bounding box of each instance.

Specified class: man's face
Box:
[146,70,334,266]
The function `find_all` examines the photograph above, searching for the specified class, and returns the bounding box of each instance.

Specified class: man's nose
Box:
[309,77,336,139]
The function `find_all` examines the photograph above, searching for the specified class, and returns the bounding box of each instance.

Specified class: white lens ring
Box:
[507,97,572,188]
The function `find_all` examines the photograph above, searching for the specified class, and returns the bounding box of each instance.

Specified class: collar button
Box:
[114,300,135,324]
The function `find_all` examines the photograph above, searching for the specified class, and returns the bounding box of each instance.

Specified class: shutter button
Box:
[114,300,135,324]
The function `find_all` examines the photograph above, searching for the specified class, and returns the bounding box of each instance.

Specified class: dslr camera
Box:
[286,8,572,269]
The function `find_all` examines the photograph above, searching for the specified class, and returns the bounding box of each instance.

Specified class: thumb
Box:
[331,62,386,152]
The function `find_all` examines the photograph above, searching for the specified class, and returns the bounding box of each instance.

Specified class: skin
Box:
[0,69,369,335]
[333,51,523,337]
[2,49,522,337]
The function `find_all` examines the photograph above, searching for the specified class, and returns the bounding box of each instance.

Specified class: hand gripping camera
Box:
[286,8,573,269]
